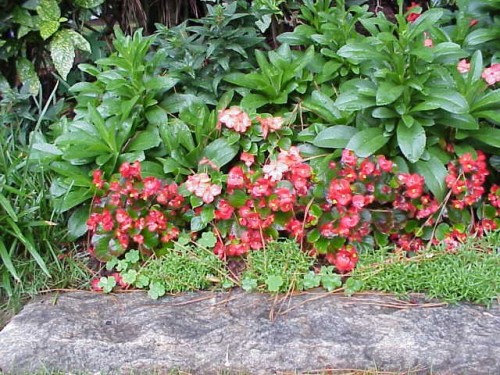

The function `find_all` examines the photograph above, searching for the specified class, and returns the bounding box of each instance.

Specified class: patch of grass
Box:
[241,239,316,293]
[350,230,500,306]
[0,246,91,328]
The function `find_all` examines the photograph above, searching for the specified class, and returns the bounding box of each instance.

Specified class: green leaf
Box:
[17,58,40,96]
[122,269,138,285]
[241,276,258,292]
[320,268,342,292]
[335,92,376,111]
[37,0,60,20]
[376,82,405,106]
[397,121,426,163]
[464,28,499,46]
[145,106,168,125]
[337,42,385,63]
[312,126,358,149]
[125,249,140,264]
[127,126,161,152]
[0,240,20,282]
[413,156,448,201]
[265,275,284,292]
[197,232,217,248]
[39,20,60,40]
[98,276,116,293]
[0,194,18,222]
[73,0,106,8]
[407,9,443,40]
[346,128,389,157]
[471,89,500,112]
[343,278,364,296]
[6,218,50,277]
[67,205,89,240]
[65,29,91,52]
[202,138,239,169]
[49,30,75,79]
[416,89,469,114]
[148,281,166,299]
[191,216,208,232]
[471,128,500,148]
[302,90,342,123]
[303,271,321,290]
[240,93,269,110]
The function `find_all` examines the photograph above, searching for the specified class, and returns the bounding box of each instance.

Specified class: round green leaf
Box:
[312,125,358,149]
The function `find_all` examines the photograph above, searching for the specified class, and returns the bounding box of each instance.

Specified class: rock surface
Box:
[0,290,498,375]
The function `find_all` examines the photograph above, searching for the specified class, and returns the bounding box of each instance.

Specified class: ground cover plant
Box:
[0,0,499,311]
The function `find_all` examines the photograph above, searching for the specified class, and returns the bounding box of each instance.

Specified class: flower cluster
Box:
[445,152,489,209]
[87,162,187,259]
[457,60,500,86]
[88,144,498,275]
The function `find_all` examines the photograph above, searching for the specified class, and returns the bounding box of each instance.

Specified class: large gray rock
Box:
[0,290,498,375]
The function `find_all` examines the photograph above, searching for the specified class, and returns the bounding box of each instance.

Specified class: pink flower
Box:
[424,38,433,47]
[185,173,222,203]
[482,64,500,86]
[263,160,289,182]
[240,152,255,167]
[457,59,470,74]
[218,107,252,133]
[256,116,283,138]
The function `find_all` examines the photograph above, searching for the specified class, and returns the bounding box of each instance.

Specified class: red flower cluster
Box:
[87,162,186,258]
[446,152,489,209]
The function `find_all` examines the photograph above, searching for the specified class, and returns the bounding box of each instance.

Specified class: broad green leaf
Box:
[346,128,389,157]
[39,20,60,40]
[276,25,315,45]
[464,28,499,46]
[335,92,376,111]
[240,93,269,110]
[397,121,426,163]
[49,30,75,79]
[413,155,448,201]
[414,89,469,114]
[337,43,385,64]
[191,216,208,232]
[65,29,91,52]
[437,113,478,130]
[17,58,40,96]
[312,126,358,149]
[37,0,60,20]
[471,89,500,112]
[376,82,405,106]
[302,90,342,123]
[146,106,168,125]
[67,205,89,240]
[202,138,239,169]
[471,127,500,148]
[73,0,106,8]
[127,126,161,152]
[432,42,467,64]
[0,240,20,282]
[407,9,443,40]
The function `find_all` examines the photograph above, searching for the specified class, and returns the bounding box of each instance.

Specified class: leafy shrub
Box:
[0,0,104,95]
[86,108,499,278]
[154,1,266,104]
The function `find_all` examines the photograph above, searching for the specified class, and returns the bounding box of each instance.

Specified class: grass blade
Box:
[0,239,20,282]
[0,194,18,222]
[6,218,51,277]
